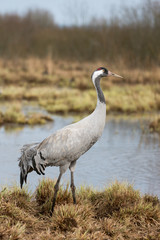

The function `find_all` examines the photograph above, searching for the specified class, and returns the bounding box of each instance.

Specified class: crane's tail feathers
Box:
[20,171,26,189]
[18,142,40,188]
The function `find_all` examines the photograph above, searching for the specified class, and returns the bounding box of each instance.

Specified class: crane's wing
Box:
[35,124,95,167]
[38,127,79,162]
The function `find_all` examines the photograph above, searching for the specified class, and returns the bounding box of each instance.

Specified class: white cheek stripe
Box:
[92,70,103,86]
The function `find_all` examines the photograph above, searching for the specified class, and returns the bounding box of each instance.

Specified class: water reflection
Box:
[0,115,160,197]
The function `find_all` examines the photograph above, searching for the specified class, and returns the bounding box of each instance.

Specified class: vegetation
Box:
[149,117,160,133]
[0,58,160,118]
[0,179,160,240]
[0,0,160,125]
[0,1,159,238]
[0,1,160,67]
[0,105,53,125]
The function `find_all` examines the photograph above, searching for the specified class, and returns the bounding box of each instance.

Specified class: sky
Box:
[0,0,144,26]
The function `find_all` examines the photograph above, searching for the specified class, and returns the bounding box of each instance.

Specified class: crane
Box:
[18,67,123,214]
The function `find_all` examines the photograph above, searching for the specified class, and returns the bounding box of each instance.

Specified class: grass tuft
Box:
[0,107,53,125]
[35,178,72,214]
[90,182,141,218]
[0,179,160,239]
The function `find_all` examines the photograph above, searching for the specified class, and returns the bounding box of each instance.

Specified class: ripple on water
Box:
[0,114,160,197]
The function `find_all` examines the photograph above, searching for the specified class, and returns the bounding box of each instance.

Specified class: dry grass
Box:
[1,58,160,120]
[0,180,160,240]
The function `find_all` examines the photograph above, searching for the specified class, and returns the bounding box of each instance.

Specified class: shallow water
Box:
[0,114,160,197]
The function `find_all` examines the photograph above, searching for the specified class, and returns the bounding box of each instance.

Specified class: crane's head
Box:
[92,67,123,79]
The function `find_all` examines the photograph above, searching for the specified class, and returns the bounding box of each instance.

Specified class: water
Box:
[0,114,160,197]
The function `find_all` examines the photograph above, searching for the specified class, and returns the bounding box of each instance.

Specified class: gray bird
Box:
[19,67,123,214]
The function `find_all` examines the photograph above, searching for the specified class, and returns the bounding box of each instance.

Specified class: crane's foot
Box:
[50,210,53,217]
[50,206,54,216]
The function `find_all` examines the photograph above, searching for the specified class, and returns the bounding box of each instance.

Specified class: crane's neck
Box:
[92,75,106,106]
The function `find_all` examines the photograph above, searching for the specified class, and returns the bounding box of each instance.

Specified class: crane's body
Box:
[38,102,106,167]
[19,67,122,214]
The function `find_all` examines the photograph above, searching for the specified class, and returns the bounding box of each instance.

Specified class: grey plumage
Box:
[18,67,123,214]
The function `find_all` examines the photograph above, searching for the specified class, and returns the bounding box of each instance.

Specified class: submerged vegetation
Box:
[149,117,160,133]
[0,179,160,239]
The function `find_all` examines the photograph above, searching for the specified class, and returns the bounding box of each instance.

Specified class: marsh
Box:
[1,113,160,197]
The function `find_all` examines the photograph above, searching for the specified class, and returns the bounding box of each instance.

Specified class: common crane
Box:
[19,67,123,214]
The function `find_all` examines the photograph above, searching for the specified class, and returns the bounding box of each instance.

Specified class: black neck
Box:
[94,77,106,104]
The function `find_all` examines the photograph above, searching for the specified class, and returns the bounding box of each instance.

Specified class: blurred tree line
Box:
[0,0,160,67]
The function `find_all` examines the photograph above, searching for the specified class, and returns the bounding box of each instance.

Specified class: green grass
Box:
[0,179,160,239]
[1,84,159,115]
[1,59,160,128]
[0,105,53,125]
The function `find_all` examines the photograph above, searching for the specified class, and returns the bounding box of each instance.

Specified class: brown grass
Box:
[0,179,160,239]
[1,58,160,118]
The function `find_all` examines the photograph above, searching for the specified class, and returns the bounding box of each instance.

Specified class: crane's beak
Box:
[108,71,123,78]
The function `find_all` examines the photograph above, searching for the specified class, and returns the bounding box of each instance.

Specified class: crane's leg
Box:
[51,172,62,215]
[51,163,70,215]
[69,160,77,204]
